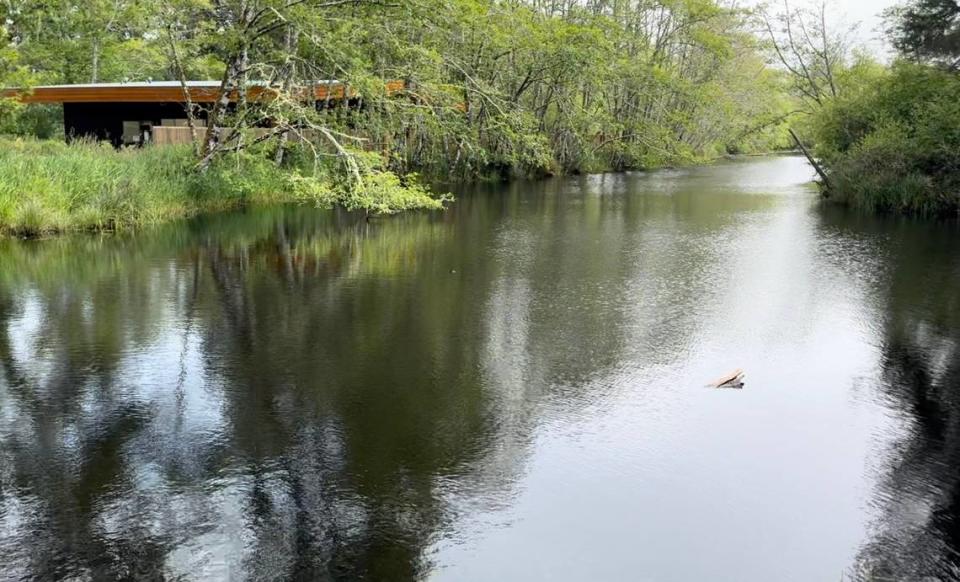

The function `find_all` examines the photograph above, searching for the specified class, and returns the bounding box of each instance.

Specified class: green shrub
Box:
[814,63,960,215]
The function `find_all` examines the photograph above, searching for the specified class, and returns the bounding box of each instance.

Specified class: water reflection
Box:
[824,210,960,581]
[0,208,488,580]
[1,157,960,580]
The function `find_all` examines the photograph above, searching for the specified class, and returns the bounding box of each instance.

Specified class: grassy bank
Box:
[0,135,779,237]
[0,137,446,236]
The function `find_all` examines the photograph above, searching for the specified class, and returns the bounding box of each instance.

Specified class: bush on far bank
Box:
[814,63,960,216]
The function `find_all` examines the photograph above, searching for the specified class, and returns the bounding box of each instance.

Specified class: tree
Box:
[4,0,798,179]
[887,0,960,69]
[0,16,40,133]
[759,1,856,111]
[2,1,166,84]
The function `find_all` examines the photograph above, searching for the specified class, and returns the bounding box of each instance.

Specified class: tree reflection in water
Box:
[0,178,733,579]
[819,209,960,581]
[3,164,960,580]
[0,206,499,579]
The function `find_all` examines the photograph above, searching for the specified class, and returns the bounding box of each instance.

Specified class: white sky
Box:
[833,0,901,56]
[743,0,903,58]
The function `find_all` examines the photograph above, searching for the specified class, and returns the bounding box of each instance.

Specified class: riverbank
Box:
[0,137,793,237]
[0,137,446,237]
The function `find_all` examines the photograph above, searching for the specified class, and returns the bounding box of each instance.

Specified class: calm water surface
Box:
[2,156,960,581]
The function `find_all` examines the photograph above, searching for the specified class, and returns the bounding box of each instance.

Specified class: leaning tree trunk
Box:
[788,128,831,190]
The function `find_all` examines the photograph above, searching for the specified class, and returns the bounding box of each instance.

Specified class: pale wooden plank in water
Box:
[708,368,745,388]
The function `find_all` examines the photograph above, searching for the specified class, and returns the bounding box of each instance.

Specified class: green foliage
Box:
[2,0,169,84]
[7,0,794,175]
[0,0,804,231]
[1,19,36,132]
[0,138,447,235]
[886,0,960,67]
[288,153,449,215]
[813,63,960,215]
[771,0,960,217]
[345,0,793,176]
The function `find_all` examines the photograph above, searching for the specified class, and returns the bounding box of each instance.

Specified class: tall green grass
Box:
[0,137,445,236]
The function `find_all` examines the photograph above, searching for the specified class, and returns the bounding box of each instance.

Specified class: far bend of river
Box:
[3,155,960,581]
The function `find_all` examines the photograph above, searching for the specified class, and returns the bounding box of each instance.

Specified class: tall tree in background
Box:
[0,15,36,132]
[759,1,855,111]
[887,0,960,68]
[805,0,960,214]
[2,1,166,83]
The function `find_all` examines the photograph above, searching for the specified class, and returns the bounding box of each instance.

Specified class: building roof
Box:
[1,80,403,104]
[32,81,230,89]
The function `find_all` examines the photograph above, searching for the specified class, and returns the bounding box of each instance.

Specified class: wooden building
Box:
[2,80,403,146]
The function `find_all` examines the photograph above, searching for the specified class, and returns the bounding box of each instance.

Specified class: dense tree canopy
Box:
[808,0,960,215]
[0,0,796,178]
[887,0,960,68]
[4,0,959,219]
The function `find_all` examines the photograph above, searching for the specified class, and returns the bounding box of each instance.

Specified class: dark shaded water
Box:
[2,156,960,581]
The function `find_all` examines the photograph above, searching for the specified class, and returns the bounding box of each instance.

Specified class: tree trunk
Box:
[789,128,831,190]
[90,40,100,84]
[199,46,247,171]
[274,27,299,165]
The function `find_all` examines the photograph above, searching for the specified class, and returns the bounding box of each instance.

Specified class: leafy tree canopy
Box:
[887,0,960,68]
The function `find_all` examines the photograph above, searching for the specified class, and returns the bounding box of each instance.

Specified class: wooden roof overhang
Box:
[1,80,405,104]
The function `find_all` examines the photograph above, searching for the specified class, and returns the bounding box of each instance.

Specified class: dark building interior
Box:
[63,102,203,147]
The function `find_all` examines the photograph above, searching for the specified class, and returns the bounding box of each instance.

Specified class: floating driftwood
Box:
[707,368,745,389]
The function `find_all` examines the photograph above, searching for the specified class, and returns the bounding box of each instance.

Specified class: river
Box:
[1,155,959,581]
